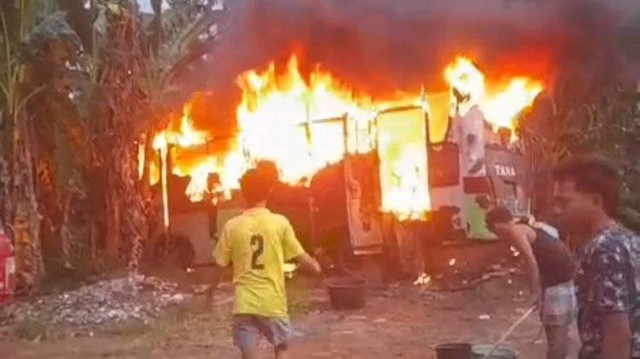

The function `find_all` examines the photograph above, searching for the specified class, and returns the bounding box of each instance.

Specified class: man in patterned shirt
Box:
[552,156,639,359]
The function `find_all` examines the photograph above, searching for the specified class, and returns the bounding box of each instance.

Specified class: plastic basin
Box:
[325,276,366,310]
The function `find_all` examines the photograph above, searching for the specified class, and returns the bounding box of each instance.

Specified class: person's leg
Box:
[260,316,293,359]
[542,282,574,359]
[545,323,570,359]
[234,315,260,359]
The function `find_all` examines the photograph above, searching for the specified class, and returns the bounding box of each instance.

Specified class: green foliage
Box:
[520,81,640,227]
[142,0,224,128]
[620,206,640,233]
[25,11,80,53]
[0,0,228,287]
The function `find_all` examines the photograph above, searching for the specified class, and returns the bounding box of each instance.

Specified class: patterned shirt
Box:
[576,224,640,359]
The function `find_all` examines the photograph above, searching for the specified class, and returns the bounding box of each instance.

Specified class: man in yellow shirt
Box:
[214,168,321,359]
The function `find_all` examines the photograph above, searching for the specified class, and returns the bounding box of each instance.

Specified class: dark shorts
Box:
[233,314,292,350]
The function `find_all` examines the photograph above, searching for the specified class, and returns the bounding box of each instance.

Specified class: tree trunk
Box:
[105,184,121,257]
[12,111,44,293]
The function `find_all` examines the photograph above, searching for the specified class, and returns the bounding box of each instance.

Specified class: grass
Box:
[14,319,48,341]
[103,297,232,342]
[107,318,151,336]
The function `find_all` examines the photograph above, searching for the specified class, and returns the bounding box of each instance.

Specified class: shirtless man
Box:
[486,206,577,359]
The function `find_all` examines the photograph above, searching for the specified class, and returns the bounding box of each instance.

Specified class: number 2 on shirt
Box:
[251,234,265,270]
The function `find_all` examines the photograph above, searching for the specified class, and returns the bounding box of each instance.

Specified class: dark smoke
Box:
[184,0,639,126]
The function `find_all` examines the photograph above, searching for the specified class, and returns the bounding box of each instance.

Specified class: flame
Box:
[152,132,170,228]
[151,103,219,227]
[236,55,378,184]
[413,273,431,286]
[482,78,543,132]
[377,107,431,220]
[445,57,485,105]
[445,56,543,135]
[147,54,543,222]
[161,103,209,148]
[137,136,146,180]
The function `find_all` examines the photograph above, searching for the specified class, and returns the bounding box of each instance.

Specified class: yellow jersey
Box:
[214,207,305,318]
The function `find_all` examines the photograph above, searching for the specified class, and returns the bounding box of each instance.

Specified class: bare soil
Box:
[0,242,580,358]
[0,276,581,358]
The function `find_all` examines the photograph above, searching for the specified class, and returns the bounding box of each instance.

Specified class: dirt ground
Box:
[0,278,581,358]
[0,243,580,358]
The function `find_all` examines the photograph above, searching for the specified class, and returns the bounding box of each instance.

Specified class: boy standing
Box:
[214,168,321,359]
[552,156,639,359]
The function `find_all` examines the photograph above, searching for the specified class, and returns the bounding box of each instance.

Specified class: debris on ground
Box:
[0,276,194,335]
[413,273,432,286]
[469,268,516,286]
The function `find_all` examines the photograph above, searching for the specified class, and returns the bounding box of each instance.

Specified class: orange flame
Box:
[149,54,543,222]
[377,107,431,220]
[137,136,146,180]
[236,55,379,184]
[482,78,543,132]
[445,57,486,105]
[445,56,543,135]
[152,132,170,228]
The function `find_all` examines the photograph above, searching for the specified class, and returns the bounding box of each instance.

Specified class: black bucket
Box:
[325,276,366,310]
[435,343,473,359]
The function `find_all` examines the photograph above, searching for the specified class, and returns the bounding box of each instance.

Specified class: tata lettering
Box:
[493,164,516,178]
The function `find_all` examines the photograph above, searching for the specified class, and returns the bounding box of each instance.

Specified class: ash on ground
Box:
[0,276,194,336]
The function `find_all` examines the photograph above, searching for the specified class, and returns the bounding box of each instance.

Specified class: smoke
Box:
[174,0,639,132]
[201,0,637,96]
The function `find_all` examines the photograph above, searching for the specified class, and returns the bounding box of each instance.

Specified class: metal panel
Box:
[376,107,431,220]
[485,146,529,217]
[345,154,384,253]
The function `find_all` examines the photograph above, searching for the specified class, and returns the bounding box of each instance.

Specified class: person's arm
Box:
[292,252,322,274]
[591,241,632,359]
[507,226,542,305]
[282,220,321,275]
[601,313,632,359]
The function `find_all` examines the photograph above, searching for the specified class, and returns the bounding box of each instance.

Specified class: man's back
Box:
[576,224,640,358]
[214,207,305,318]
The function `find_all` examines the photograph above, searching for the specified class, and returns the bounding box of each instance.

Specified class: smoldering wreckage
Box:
[1,0,640,352]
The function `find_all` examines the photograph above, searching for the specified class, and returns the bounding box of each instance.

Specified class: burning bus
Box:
[142,55,542,269]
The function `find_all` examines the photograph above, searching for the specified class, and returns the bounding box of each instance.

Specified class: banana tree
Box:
[0,0,82,291]
[133,0,225,271]
[0,0,227,287]
[53,0,226,275]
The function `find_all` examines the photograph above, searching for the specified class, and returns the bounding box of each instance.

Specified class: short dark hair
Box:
[240,168,272,204]
[552,155,620,217]
[256,160,278,187]
[485,206,514,232]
